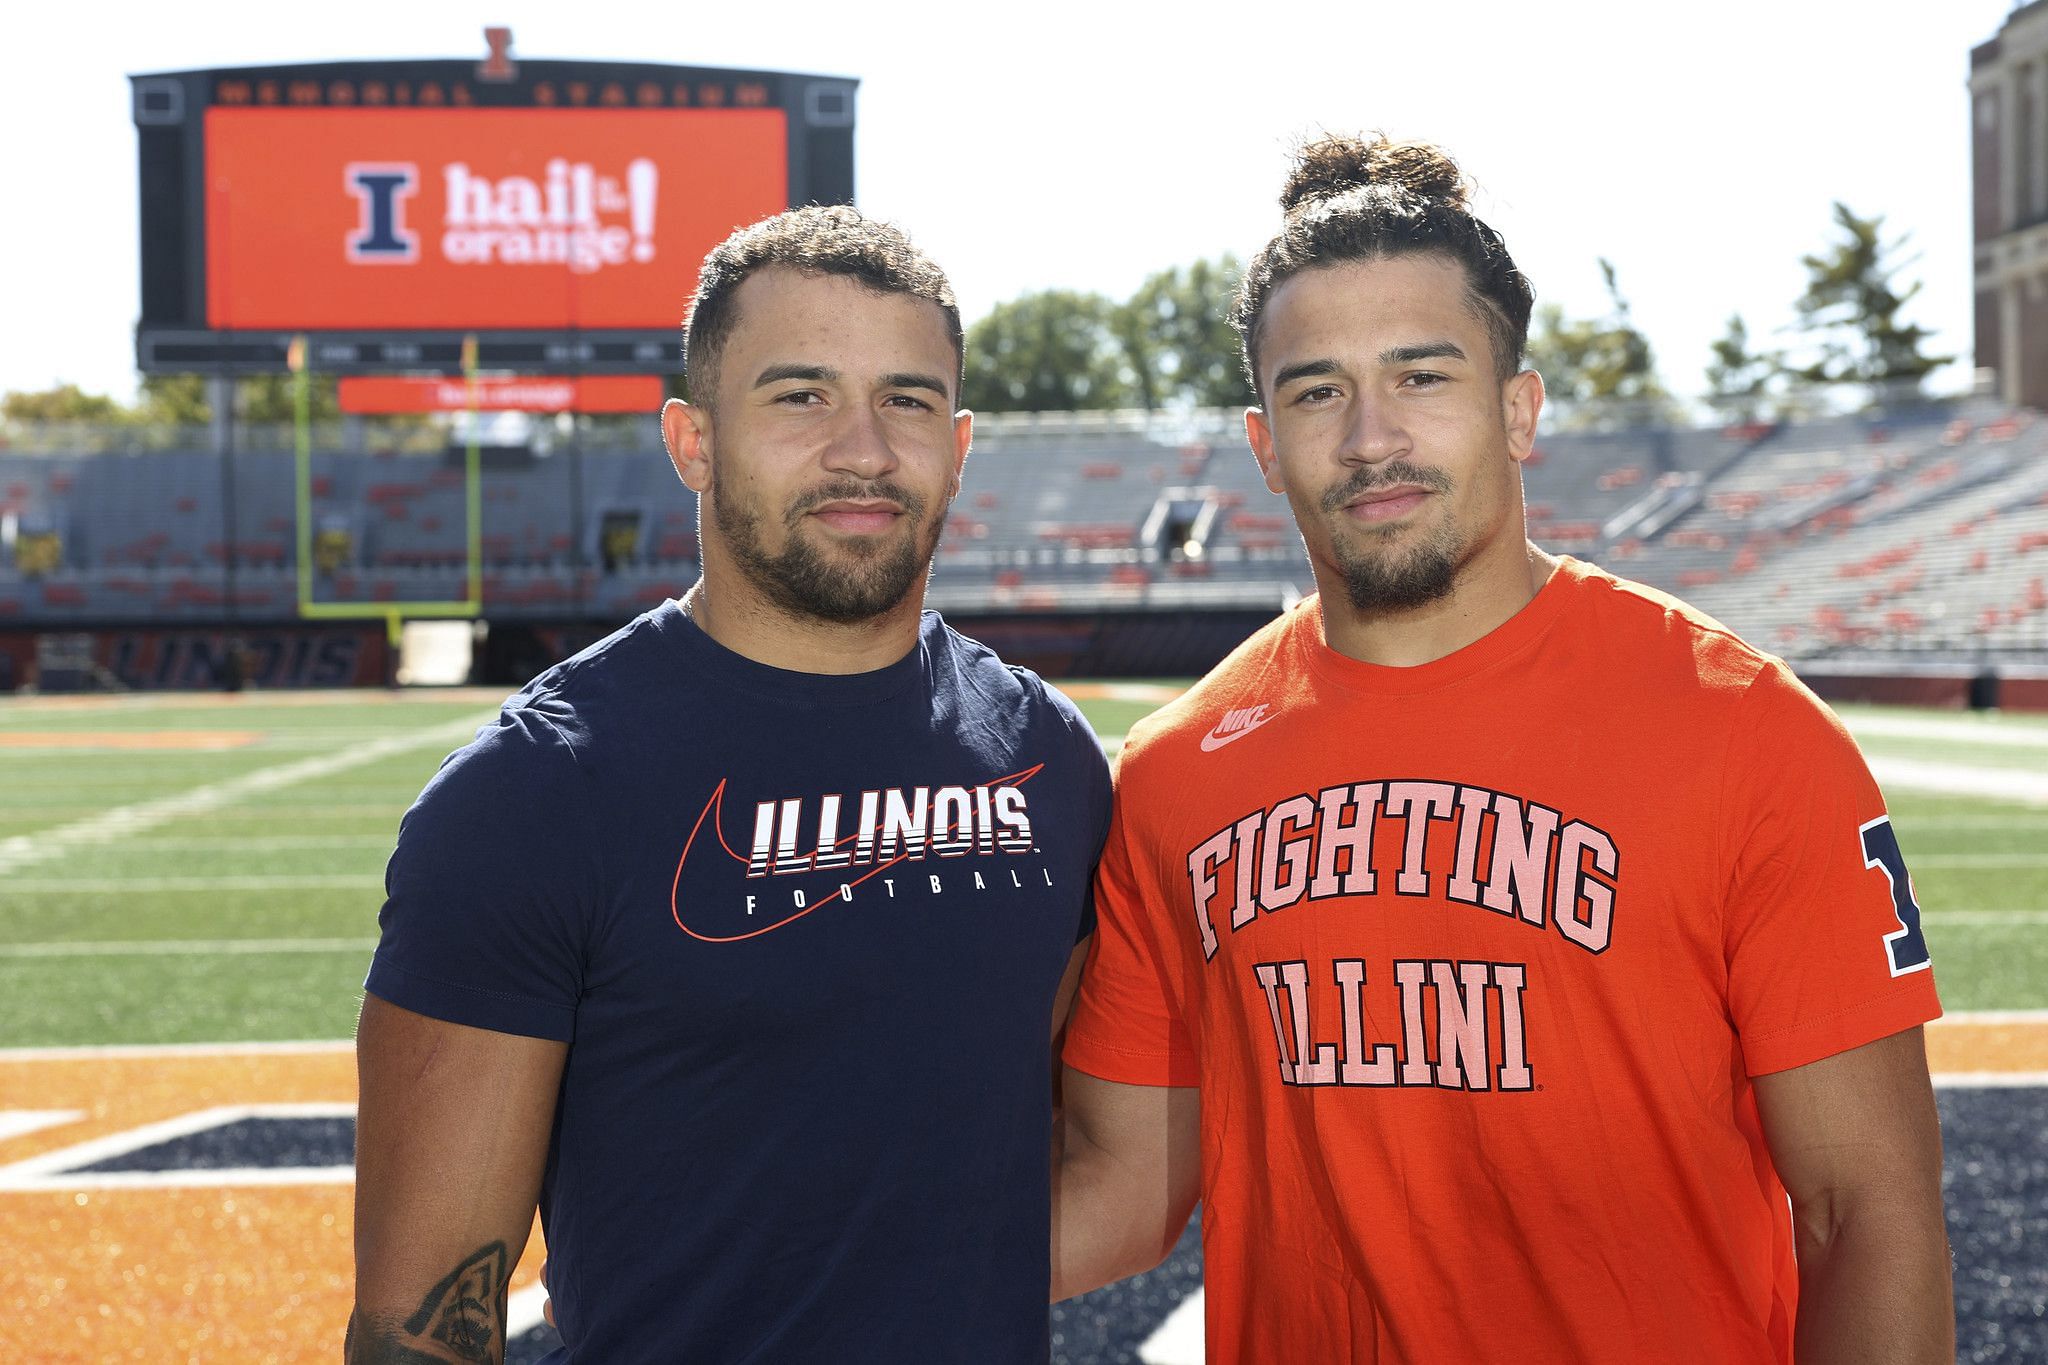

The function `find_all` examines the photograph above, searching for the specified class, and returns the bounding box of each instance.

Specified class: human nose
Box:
[1340,393,1409,466]
[819,404,901,480]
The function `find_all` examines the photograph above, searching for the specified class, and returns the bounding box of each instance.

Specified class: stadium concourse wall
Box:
[7,608,2048,711]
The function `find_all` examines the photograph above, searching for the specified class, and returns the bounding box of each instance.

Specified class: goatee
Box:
[714,473,947,624]
[1317,461,1460,612]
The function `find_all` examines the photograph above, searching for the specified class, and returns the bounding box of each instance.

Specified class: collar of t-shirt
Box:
[1302,554,1583,698]
[652,598,932,708]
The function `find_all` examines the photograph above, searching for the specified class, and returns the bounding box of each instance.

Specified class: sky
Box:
[0,0,2020,405]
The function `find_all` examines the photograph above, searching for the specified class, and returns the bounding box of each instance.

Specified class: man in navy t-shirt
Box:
[348,207,1111,1364]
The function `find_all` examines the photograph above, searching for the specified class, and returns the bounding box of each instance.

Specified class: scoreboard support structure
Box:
[129,35,858,679]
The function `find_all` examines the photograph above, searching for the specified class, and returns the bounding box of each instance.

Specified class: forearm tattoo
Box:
[346,1241,512,1364]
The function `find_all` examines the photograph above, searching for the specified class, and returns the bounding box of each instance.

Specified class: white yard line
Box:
[0,1040,354,1062]
[1867,756,2048,807]
[507,1283,550,1337]
[101,835,393,851]
[0,1102,358,1191]
[1139,1290,1205,1365]
[1843,714,2048,748]
[1923,910,2048,925]
[1911,854,2048,867]
[0,1111,86,1142]
[4,874,384,893]
[0,714,483,878]
[0,938,377,959]
[0,802,406,820]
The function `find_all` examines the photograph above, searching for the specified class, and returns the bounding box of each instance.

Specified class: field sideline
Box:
[0,686,2042,1361]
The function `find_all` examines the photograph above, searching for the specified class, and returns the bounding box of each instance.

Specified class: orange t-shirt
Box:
[1063,557,1941,1365]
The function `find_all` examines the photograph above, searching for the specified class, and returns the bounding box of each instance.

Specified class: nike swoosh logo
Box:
[670,765,1044,944]
[1199,713,1276,752]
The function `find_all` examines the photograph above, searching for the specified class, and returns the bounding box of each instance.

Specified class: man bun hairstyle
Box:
[1234,133,1533,393]
[1279,136,1472,214]
[683,205,964,406]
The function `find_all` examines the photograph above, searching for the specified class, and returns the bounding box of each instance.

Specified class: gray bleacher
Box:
[4,399,2047,665]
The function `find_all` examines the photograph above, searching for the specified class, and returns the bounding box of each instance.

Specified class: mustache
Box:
[785,478,929,523]
[1319,462,1453,514]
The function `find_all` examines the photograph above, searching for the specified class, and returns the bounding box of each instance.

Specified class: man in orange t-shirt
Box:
[1052,135,1953,1364]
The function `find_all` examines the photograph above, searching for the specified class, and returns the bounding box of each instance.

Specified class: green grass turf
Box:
[0,688,2042,1046]
[1061,698,1167,741]
[1919,920,2048,1011]
[0,889,383,947]
[0,950,373,1048]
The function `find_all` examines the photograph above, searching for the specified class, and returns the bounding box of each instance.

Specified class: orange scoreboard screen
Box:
[133,57,855,373]
[204,107,787,331]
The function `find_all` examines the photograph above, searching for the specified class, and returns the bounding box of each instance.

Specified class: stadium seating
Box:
[4,397,2046,664]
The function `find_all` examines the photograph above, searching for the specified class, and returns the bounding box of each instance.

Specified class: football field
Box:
[0,687,2042,1361]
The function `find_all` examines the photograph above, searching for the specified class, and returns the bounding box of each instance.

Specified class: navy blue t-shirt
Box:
[366,604,1111,1363]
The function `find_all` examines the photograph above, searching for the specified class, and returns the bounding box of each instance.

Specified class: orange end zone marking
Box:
[0,731,263,751]
[1925,1011,2048,1074]
[0,1048,545,1361]
[0,1015,2036,1356]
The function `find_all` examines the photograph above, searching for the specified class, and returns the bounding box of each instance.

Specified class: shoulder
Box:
[1559,561,1859,781]
[1558,557,1780,703]
[930,613,1105,758]
[496,603,688,754]
[928,612,1086,727]
[415,701,588,818]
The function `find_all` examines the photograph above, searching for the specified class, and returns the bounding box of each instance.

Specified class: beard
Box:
[712,471,948,625]
[1316,461,1461,612]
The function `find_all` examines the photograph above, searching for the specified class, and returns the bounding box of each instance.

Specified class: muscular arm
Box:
[348,994,568,1363]
[1754,1026,1954,1365]
[1050,1068,1200,1302]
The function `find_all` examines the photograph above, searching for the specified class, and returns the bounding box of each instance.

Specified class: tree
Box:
[1703,314,1782,423]
[137,374,213,426]
[239,373,342,424]
[1524,259,1672,423]
[1117,255,1252,410]
[2,373,347,429]
[1789,203,1950,398]
[1,383,128,424]
[962,289,1136,413]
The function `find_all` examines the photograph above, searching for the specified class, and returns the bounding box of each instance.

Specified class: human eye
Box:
[1400,371,1448,390]
[773,388,825,406]
[1293,383,1341,406]
[883,393,936,412]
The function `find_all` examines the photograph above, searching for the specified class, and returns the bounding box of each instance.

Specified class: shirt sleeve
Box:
[1062,758,1199,1087]
[363,705,601,1043]
[1721,664,1942,1076]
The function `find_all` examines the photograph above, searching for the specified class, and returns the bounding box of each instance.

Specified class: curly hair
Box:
[1233,133,1534,393]
[683,205,963,405]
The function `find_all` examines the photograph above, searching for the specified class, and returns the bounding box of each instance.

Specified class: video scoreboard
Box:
[132,42,856,375]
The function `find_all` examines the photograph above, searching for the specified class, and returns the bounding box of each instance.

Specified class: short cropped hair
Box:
[682,205,964,405]
[1234,134,1535,394]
